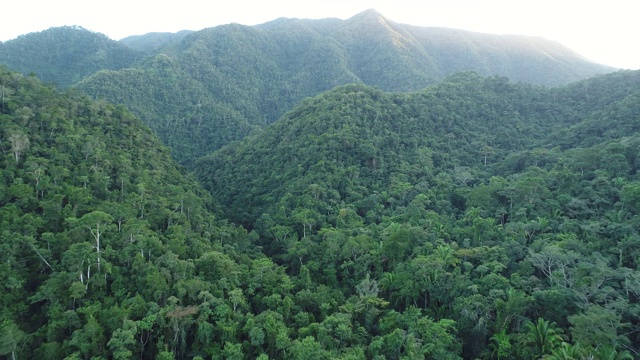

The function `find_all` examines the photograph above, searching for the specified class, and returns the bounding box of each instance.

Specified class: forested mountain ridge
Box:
[194,69,640,358]
[119,30,194,55]
[196,70,640,227]
[2,10,639,359]
[0,26,141,87]
[1,10,614,168]
[4,65,640,359]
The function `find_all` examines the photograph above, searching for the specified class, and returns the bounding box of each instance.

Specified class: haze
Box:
[2,0,638,69]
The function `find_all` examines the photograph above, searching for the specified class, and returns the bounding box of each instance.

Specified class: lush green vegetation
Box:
[0,26,141,87]
[118,30,194,56]
[73,53,260,169]
[0,14,638,358]
[195,70,640,359]
[0,67,261,359]
[2,10,614,169]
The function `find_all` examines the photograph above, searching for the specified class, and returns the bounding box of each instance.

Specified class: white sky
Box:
[1,0,638,69]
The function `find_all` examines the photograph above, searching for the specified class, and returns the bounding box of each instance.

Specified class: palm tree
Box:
[488,329,512,359]
[525,318,563,359]
[591,345,634,360]
[544,342,582,360]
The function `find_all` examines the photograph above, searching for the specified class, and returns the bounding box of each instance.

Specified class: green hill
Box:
[194,70,640,358]
[1,10,614,168]
[2,10,640,359]
[196,71,640,228]
[0,26,141,87]
[0,67,265,359]
[3,67,640,359]
[119,30,194,55]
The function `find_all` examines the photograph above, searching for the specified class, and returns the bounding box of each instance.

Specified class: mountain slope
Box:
[0,66,468,360]
[119,30,194,55]
[405,25,609,86]
[0,66,261,359]
[70,10,614,168]
[73,53,259,168]
[195,70,640,228]
[257,8,613,88]
[0,26,141,87]
[4,69,640,359]
[193,70,640,358]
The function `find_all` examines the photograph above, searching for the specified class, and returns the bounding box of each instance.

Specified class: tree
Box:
[68,314,106,359]
[481,145,495,167]
[107,319,137,360]
[568,305,629,350]
[590,344,634,360]
[8,130,29,163]
[545,342,584,360]
[290,336,331,360]
[346,274,389,332]
[227,288,247,313]
[292,208,320,238]
[222,342,244,360]
[0,320,25,360]
[621,182,640,214]
[528,246,578,288]
[70,211,114,273]
[488,329,512,360]
[524,318,563,359]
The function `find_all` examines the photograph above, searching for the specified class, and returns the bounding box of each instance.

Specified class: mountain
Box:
[0,26,141,87]
[192,70,640,358]
[0,66,263,359]
[119,30,194,55]
[3,12,640,358]
[73,53,260,168]
[69,10,614,167]
[4,68,640,358]
[401,25,608,86]
[195,70,640,228]
[0,64,465,360]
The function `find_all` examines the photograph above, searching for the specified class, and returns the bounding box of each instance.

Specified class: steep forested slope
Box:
[70,9,613,167]
[0,26,141,87]
[197,71,640,228]
[1,14,637,357]
[119,30,194,55]
[72,53,259,168]
[404,25,608,86]
[0,65,468,360]
[0,67,274,359]
[194,70,640,358]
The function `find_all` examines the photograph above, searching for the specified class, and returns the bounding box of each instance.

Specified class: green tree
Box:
[0,320,25,360]
[7,130,29,163]
[568,305,629,350]
[524,318,563,359]
[107,319,137,360]
[488,329,512,360]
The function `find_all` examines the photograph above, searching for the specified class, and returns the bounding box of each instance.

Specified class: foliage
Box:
[0,26,141,87]
[195,69,640,359]
[2,10,615,169]
[2,56,640,359]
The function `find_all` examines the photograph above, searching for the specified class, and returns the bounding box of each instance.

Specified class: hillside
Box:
[1,10,614,167]
[0,26,141,87]
[2,11,640,359]
[0,67,272,359]
[196,71,640,227]
[119,30,194,55]
[194,70,640,358]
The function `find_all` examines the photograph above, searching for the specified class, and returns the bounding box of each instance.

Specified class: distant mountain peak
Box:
[348,8,387,22]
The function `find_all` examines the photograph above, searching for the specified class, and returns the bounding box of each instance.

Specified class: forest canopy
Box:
[0,24,639,359]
